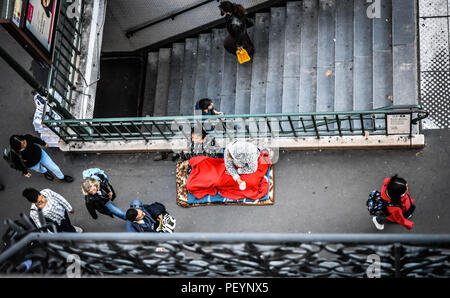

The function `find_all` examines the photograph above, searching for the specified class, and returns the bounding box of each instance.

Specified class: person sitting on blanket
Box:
[125,200,176,233]
[224,140,261,190]
[176,126,223,162]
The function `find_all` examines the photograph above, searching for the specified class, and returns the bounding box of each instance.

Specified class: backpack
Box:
[3,146,25,171]
[82,168,109,182]
[366,190,400,216]
[157,213,176,233]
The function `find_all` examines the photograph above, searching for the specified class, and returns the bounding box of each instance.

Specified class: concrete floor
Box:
[1,26,449,237]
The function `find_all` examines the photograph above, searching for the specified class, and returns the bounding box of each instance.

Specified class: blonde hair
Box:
[81,178,100,195]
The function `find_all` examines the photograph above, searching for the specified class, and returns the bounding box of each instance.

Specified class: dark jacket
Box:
[126,200,167,233]
[380,177,415,230]
[179,136,223,162]
[84,174,116,219]
[225,14,253,47]
[11,134,47,174]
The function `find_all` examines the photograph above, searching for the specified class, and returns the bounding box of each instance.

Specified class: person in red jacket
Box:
[372,175,416,230]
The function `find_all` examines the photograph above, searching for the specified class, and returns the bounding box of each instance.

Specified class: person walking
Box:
[23,188,83,232]
[9,134,73,182]
[219,1,255,57]
[197,98,224,116]
[81,170,127,221]
[125,200,176,233]
[372,175,416,230]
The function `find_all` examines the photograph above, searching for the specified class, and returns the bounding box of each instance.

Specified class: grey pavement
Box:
[1,26,450,237]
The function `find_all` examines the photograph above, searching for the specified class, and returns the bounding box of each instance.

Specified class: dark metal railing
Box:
[47,0,85,110]
[1,231,449,277]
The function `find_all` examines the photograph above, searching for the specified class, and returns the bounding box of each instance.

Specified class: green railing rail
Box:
[47,0,85,110]
[42,104,428,143]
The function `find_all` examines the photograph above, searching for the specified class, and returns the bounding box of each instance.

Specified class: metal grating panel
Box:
[418,0,450,129]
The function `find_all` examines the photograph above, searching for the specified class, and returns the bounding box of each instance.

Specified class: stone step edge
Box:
[59,135,425,152]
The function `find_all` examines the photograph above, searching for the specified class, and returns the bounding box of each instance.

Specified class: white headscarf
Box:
[227,141,258,162]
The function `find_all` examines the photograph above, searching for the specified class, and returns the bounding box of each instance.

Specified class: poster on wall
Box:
[24,0,58,53]
[12,0,23,27]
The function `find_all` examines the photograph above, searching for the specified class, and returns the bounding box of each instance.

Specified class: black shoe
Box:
[62,175,73,183]
[0,184,4,191]
[43,172,55,181]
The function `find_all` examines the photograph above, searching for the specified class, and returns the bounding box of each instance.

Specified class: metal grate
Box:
[418,0,450,129]
[47,0,85,111]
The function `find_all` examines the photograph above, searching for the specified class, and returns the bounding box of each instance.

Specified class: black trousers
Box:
[224,33,255,57]
[56,211,76,232]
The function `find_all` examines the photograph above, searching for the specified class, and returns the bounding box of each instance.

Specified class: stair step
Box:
[266,7,286,114]
[167,43,184,116]
[153,48,171,117]
[179,38,198,116]
[354,0,373,113]
[207,29,226,110]
[250,13,270,114]
[299,0,318,113]
[373,0,393,110]
[235,27,254,115]
[220,37,238,115]
[392,0,417,105]
[194,33,212,113]
[334,0,353,112]
[282,2,302,115]
[316,0,336,113]
[141,52,158,117]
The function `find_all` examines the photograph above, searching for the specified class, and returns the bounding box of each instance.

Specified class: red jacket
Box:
[380,177,415,230]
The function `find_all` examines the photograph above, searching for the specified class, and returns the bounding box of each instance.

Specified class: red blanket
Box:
[187,152,272,200]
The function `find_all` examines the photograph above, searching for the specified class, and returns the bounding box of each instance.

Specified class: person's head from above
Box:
[226,141,256,160]
[10,135,27,152]
[386,174,408,203]
[198,98,214,112]
[23,188,46,209]
[81,178,100,195]
[126,208,146,223]
[219,1,245,19]
[191,126,207,143]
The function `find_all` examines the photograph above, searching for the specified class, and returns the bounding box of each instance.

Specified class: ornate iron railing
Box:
[41,105,428,143]
[1,231,449,277]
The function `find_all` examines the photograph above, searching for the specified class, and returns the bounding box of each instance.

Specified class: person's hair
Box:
[191,126,207,140]
[198,98,213,111]
[9,135,24,151]
[22,188,40,203]
[81,178,100,195]
[219,1,246,19]
[386,174,407,203]
[126,208,138,222]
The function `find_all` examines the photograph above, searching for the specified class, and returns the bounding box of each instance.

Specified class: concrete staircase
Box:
[141,0,417,120]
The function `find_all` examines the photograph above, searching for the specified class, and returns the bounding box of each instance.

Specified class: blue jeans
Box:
[105,201,127,221]
[28,149,64,179]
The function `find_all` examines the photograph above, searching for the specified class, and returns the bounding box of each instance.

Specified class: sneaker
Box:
[43,172,54,181]
[74,226,83,233]
[62,175,73,183]
[372,217,384,230]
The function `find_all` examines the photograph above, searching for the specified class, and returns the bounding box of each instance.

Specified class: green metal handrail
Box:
[42,105,428,143]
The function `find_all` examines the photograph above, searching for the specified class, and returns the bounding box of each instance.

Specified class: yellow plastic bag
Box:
[236,48,251,64]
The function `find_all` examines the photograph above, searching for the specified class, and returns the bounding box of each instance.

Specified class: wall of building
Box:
[101,0,271,52]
